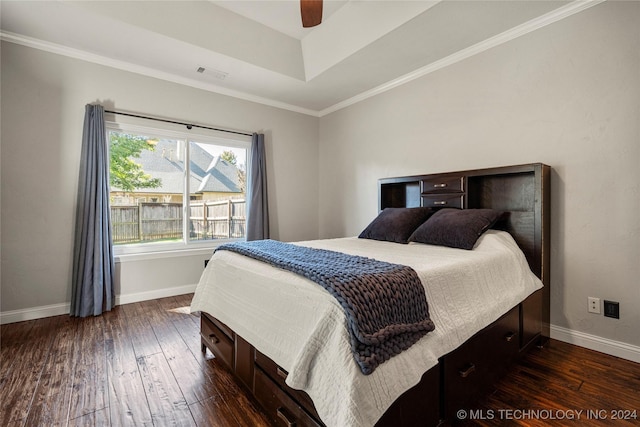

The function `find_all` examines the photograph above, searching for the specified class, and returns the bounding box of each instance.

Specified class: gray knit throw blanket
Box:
[216,239,435,375]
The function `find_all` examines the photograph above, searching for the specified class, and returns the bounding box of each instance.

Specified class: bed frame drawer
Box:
[255,350,320,419]
[254,367,322,427]
[201,315,234,369]
[442,305,520,421]
[421,176,465,194]
[421,194,464,209]
[421,175,465,209]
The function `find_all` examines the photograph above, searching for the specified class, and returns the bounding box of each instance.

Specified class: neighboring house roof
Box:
[114,139,243,194]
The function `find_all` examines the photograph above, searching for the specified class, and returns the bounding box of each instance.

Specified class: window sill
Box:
[114,246,217,263]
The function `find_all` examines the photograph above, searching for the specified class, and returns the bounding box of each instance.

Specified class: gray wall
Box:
[319,2,640,348]
[1,42,319,314]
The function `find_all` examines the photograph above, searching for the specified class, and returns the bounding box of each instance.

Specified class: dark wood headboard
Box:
[379,163,550,340]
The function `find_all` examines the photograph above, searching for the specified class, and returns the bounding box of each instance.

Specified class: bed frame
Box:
[200,163,550,426]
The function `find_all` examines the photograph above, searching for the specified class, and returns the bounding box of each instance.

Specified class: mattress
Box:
[190,230,543,427]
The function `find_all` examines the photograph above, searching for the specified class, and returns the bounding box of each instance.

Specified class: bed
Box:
[191,163,550,427]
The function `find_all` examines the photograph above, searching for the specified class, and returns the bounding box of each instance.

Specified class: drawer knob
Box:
[433,183,448,188]
[459,363,476,378]
[208,333,220,344]
[504,332,516,342]
[433,201,448,205]
[276,407,296,427]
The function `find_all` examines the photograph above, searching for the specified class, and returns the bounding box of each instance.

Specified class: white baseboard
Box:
[0,284,197,325]
[115,284,197,306]
[0,302,72,325]
[550,324,640,364]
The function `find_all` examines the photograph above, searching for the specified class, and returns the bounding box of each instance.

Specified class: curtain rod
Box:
[104,110,253,137]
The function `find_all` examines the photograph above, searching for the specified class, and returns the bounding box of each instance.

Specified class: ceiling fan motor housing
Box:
[301,0,323,28]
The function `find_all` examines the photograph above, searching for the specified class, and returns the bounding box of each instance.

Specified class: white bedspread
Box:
[190,230,543,427]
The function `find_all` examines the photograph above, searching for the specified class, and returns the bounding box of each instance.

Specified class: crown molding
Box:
[0,30,321,118]
[318,0,606,117]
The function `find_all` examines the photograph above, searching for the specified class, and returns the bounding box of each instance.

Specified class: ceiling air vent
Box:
[196,67,229,80]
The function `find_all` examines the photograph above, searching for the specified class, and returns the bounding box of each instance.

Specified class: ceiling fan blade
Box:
[301,0,323,28]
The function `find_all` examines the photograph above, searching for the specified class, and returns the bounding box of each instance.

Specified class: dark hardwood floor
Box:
[451,337,640,427]
[1,294,639,426]
[0,294,271,427]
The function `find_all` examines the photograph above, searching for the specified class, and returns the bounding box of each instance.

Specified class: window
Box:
[107,123,250,254]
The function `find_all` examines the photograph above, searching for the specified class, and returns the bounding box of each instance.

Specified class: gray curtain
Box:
[246,133,269,241]
[71,104,115,317]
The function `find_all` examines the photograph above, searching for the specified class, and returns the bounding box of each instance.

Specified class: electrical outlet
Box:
[588,297,601,314]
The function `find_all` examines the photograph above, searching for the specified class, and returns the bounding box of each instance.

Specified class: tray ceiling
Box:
[1,0,601,116]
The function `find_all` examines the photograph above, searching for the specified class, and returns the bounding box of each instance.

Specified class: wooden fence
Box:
[111,200,246,244]
[190,199,246,240]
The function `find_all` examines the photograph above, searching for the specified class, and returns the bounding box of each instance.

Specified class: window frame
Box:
[106,121,252,256]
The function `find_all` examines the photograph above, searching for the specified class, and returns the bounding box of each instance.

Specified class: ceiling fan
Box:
[300,0,323,27]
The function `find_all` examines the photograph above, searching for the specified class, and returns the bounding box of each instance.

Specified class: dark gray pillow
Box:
[408,208,504,250]
[359,207,435,244]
